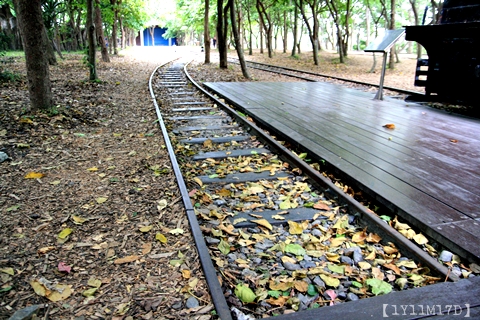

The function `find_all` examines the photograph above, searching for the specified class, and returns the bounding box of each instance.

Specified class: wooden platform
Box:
[204,81,480,263]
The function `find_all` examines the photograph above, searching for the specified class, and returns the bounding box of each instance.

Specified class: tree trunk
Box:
[43,26,57,65]
[245,0,253,55]
[204,0,211,63]
[230,0,249,78]
[217,0,228,68]
[87,0,97,80]
[282,11,288,53]
[14,0,53,111]
[291,3,298,56]
[388,0,395,69]
[95,0,110,62]
[110,0,118,55]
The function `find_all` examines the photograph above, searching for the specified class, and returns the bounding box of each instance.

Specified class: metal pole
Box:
[374,52,388,100]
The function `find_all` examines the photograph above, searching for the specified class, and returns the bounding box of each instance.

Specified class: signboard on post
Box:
[364,29,406,100]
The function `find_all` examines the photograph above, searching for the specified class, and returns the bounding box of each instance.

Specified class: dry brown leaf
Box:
[313,202,330,211]
[114,255,141,264]
[383,123,395,129]
[141,243,152,255]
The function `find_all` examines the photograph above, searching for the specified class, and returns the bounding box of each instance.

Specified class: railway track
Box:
[149,58,463,319]
[228,57,424,98]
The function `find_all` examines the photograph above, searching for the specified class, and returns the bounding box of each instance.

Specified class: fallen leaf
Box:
[272,215,285,220]
[139,225,153,233]
[235,284,256,303]
[288,220,304,235]
[114,255,140,264]
[413,233,428,245]
[182,269,191,279]
[57,228,73,243]
[169,228,184,235]
[46,284,73,302]
[233,218,247,225]
[352,229,367,243]
[87,167,98,172]
[383,123,395,129]
[313,202,330,211]
[25,172,44,179]
[141,242,152,255]
[450,139,458,143]
[251,219,272,231]
[82,287,98,297]
[194,177,203,187]
[58,262,71,273]
[218,239,231,255]
[72,215,87,225]
[96,197,108,204]
[320,274,340,288]
[366,278,392,295]
[87,278,102,288]
[38,246,55,254]
[0,268,14,276]
[155,233,168,244]
[157,199,167,211]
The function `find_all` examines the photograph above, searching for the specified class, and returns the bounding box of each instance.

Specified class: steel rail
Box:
[229,57,424,97]
[149,59,233,320]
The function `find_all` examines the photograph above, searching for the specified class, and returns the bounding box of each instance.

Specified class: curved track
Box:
[228,57,423,98]
[149,58,458,319]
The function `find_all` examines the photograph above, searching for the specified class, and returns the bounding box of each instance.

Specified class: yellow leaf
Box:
[288,221,304,235]
[329,237,346,247]
[25,172,44,179]
[413,233,428,245]
[142,242,152,255]
[269,280,293,291]
[358,261,372,270]
[87,278,102,288]
[72,215,87,225]
[0,268,14,276]
[82,287,98,297]
[396,260,417,269]
[383,245,398,254]
[50,180,61,185]
[46,284,73,302]
[233,218,247,225]
[365,248,376,260]
[87,167,98,172]
[281,256,297,264]
[139,225,153,233]
[194,177,203,187]
[352,229,367,243]
[393,216,410,230]
[272,215,285,220]
[30,280,46,297]
[250,219,272,231]
[114,255,140,264]
[182,269,191,279]
[320,274,340,287]
[58,228,73,239]
[96,197,108,204]
[383,123,396,129]
[325,252,340,263]
[155,233,168,244]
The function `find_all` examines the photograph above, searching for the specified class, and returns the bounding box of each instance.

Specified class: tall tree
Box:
[95,0,110,62]
[87,0,97,80]
[217,0,228,68]
[204,0,211,63]
[291,1,298,56]
[110,0,119,54]
[297,0,322,65]
[230,0,249,78]
[256,0,274,58]
[14,0,53,111]
[388,0,395,69]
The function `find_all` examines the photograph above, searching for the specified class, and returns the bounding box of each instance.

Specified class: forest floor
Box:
[0,46,454,319]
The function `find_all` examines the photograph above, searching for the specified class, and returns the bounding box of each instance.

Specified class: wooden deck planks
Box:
[205,81,480,261]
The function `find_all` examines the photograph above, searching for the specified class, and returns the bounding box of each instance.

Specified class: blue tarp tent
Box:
[142,27,176,46]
